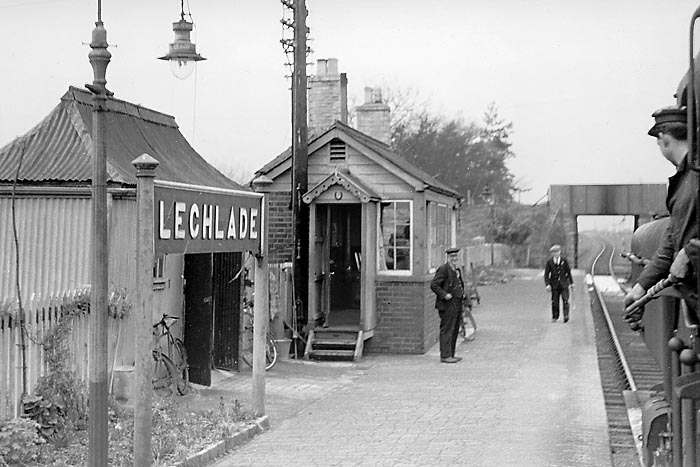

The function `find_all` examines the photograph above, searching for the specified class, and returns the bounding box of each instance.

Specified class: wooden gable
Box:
[307,137,414,198]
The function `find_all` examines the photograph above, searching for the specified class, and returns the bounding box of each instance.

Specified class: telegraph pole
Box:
[282,0,310,329]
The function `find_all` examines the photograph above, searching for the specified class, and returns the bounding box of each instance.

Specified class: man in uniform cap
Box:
[544,244,573,322]
[624,105,698,330]
[430,247,465,363]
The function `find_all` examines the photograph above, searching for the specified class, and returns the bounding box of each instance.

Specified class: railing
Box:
[0,288,129,420]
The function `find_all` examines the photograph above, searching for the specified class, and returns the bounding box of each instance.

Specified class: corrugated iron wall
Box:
[1,196,91,299]
[0,195,137,301]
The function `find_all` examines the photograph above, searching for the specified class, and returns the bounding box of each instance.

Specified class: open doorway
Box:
[326,204,362,328]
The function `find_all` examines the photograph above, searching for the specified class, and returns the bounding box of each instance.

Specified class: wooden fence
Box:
[0,288,130,420]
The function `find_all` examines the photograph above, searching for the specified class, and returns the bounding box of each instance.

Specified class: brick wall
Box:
[365,278,439,354]
[266,191,294,264]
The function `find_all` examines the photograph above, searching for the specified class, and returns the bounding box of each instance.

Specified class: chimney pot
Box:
[327,58,339,75]
[316,59,328,76]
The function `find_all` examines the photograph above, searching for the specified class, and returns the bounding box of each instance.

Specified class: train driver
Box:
[623,105,698,329]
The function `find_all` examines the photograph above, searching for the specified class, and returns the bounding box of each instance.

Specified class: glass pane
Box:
[378,201,412,272]
[395,202,410,223]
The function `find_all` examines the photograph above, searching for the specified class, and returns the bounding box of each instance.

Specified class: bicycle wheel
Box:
[152,351,177,397]
[172,339,190,395]
[239,333,277,371]
[459,310,477,341]
[264,335,278,370]
[239,327,254,369]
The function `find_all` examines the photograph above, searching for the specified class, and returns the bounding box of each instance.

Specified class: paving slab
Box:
[205,269,612,467]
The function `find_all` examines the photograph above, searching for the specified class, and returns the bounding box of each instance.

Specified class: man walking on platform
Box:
[431,247,465,363]
[544,244,573,323]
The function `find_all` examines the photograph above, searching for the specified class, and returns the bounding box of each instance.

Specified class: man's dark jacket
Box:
[544,257,572,289]
[431,263,464,310]
[639,154,699,290]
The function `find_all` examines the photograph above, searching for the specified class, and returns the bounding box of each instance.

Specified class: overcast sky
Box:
[1,0,699,204]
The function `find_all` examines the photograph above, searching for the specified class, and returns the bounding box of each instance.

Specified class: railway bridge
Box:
[548,184,668,267]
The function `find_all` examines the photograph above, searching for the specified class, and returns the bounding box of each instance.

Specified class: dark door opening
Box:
[327,204,362,327]
[213,252,242,371]
[184,252,243,385]
[184,253,213,386]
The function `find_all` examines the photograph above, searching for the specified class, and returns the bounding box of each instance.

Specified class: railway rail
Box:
[589,240,664,467]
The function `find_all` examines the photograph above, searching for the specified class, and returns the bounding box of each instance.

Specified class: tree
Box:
[385,90,518,203]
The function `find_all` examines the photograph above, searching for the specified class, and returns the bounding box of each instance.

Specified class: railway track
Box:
[589,240,664,467]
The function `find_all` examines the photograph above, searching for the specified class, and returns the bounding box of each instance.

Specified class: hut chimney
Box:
[355,87,391,145]
[308,58,348,139]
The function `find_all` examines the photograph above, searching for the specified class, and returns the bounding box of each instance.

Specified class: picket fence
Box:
[0,288,128,420]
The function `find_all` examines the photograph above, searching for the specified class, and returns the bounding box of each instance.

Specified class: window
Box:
[378,201,412,272]
[428,203,449,272]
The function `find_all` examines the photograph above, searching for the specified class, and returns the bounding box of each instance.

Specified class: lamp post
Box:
[481,186,495,266]
[87,2,111,465]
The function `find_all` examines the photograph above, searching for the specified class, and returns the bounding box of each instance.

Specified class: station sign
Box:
[154,180,264,256]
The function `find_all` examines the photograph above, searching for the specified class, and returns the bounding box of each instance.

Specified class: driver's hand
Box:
[623,283,645,309]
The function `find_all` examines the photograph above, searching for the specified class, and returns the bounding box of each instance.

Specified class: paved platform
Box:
[204,269,612,466]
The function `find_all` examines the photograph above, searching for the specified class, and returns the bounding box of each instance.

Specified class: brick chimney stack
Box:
[308,58,348,139]
[355,87,391,145]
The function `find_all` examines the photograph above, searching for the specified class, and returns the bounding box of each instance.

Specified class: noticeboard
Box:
[154,180,263,256]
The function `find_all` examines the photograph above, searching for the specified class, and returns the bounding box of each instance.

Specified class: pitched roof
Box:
[255,120,462,199]
[0,86,243,190]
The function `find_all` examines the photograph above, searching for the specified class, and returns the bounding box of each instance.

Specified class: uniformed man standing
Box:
[544,244,573,323]
[431,247,465,363]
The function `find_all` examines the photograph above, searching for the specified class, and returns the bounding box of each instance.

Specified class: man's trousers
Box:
[551,286,570,321]
[439,303,462,358]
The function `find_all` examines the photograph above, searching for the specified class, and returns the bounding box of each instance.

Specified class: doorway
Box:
[183,252,242,386]
[326,204,362,327]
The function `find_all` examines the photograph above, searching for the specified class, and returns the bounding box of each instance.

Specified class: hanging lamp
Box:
[159,0,205,80]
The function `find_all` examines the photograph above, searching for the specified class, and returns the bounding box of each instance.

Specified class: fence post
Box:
[132,154,159,466]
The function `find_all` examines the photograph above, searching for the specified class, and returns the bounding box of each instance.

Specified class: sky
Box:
[1,0,699,204]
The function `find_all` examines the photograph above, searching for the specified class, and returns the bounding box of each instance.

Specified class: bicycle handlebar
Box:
[153,313,180,329]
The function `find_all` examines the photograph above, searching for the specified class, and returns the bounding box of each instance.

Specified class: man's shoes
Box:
[564,318,569,323]
[453,356,463,362]
[440,357,459,363]
[552,318,558,322]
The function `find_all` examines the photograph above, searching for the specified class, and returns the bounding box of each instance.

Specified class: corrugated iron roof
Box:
[255,121,463,200]
[0,86,243,190]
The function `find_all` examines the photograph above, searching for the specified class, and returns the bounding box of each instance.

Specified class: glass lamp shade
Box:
[159,18,205,80]
[170,59,195,80]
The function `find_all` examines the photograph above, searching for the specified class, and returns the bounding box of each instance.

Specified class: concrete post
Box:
[132,154,159,466]
[251,183,271,416]
[252,252,268,416]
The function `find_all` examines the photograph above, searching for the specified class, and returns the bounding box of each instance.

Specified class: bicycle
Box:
[152,314,189,396]
[239,301,278,371]
[459,303,477,342]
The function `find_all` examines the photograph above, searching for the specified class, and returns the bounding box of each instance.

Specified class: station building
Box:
[252,59,464,356]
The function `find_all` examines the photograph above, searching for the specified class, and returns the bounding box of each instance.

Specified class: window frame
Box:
[427,202,450,273]
[377,200,413,275]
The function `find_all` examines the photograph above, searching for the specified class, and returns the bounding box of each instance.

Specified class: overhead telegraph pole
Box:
[281,0,310,330]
